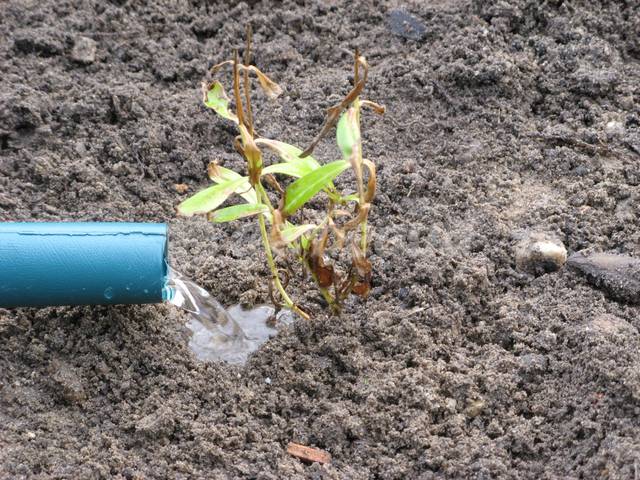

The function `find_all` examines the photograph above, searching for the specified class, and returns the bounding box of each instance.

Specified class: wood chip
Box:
[286,442,331,464]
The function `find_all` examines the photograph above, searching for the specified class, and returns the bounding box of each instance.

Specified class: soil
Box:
[1,0,640,478]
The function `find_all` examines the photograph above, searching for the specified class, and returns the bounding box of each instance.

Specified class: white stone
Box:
[515,234,567,275]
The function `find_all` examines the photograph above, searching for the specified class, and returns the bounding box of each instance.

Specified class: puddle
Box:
[163,267,295,364]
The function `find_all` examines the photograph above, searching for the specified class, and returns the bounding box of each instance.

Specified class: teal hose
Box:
[0,222,168,308]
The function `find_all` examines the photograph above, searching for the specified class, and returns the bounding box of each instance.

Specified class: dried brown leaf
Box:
[342,202,370,233]
[207,161,222,180]
[239,124,263,185]
[300,54,369,158]
[208,60,282,100]
[363,159,377,203]
[269,209,285,247]
[327,217,345,249]
[315,265,334,288]
[263,173,283,194]
[351,281,370,296]
[360,100,386,115]
[286,442,331,464]
[351,240,372,276]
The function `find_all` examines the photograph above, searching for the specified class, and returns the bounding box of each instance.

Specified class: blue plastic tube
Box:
[0,222,168,308]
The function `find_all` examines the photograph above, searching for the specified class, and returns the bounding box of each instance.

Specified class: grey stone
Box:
[387,9,426,41]
[567,251,640,304]
[49,360,86,404]
[71,36,97,64]
[586,314,636,337]
[407,229,419,244]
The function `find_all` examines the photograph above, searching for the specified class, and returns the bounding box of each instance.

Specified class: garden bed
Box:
[1,0,639,478]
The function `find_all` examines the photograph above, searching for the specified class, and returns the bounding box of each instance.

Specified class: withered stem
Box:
[233,50,245,128]
[243,25,255,137]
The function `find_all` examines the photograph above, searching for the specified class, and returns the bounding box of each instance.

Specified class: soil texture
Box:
[2,0,640,478]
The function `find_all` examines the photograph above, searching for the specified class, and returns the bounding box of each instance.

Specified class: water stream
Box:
[162,267,294,364]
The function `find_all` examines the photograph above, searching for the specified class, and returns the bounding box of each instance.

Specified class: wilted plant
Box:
[177,32,384,319]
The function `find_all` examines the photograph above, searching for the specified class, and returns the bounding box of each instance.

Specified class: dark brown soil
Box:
[2,0,640,478]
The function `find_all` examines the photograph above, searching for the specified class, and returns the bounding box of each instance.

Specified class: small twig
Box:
[528,133,612,155]
[286,443,331,464]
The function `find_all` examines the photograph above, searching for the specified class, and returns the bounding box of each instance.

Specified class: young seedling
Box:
[177,32,384,319]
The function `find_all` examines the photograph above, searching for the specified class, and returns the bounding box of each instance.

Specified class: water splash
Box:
[163,267,294,364]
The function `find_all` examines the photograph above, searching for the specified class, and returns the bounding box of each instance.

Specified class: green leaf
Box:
[257,139,337,193]
[283,160,349,215]
[279,223,317,245]
[203,82,238,123]
[208,203,269,223]
[336,106,360,159]
[255,139,320,176]
[300,234,310,251]
[208,164,240,182]
[208,165,271,222]
[177,177,246,216]
[262,162,310,178]
[208,165,257,204]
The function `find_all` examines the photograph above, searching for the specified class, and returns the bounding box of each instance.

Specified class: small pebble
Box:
[567,251,640,304]
[458,142,483,165]
[605,120,624,138]
[407,229,419,243]
[586,314,636,337]
[70,36,97,64]
[518,354,548,373]
[49,360,86,404]
[465,399,486,418]
[445,398,457,411]
[427,225,450,250]
[387,9,426,41]
[135,407,175,438]
[515,233,567,275]
[174,183,189,194]
[573,165,589,176]
[401,160,416,174]
[396,287,409,300]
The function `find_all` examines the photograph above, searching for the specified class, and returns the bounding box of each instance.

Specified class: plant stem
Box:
[360,218,368,253]
[353,97,368,255]
[319,286,339,314]
[256,183,309,320]
[256,182,274,211]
